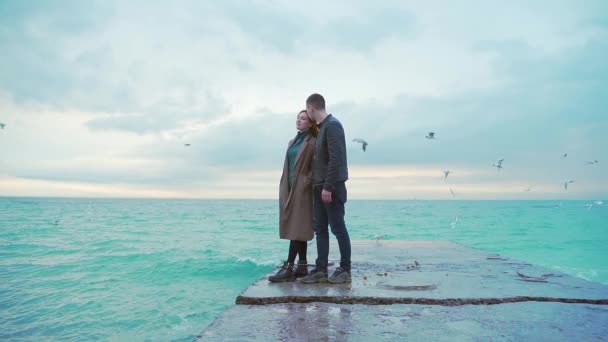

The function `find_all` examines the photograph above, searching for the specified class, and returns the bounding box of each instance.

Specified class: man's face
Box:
[306,104,316,122]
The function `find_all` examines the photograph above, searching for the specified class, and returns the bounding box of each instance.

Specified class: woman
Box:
[269,110,318,282]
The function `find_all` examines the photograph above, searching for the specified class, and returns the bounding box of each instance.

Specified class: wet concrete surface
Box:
[197,302,608,341]
[197,241,608,341]
[237,241,608,305]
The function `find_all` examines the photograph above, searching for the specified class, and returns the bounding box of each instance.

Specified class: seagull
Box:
[443,170,451,179]
[585,203,594,210]
[0,123,5,129]
[373,235,387,244]
[585,160,599,165]
[492,158,505,171]
[595,201,604,206]
[425,132,436,139]
[450,216,459,229]
[564,180,574,190]
[352,138,368,152]
[449,188,456,199]
[184,143,191,147]
[373,234,387,241]
[52,220,60,225]
[561,153,568,159]
[406,261,421,270]
[523,186,532,192]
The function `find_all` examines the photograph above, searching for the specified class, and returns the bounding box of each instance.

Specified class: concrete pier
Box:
[196,241,608,341]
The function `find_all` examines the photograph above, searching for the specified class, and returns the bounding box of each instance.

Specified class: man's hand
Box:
[322,189,333,204]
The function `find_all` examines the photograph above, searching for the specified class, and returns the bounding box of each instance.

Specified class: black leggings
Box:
[287,240,308,264]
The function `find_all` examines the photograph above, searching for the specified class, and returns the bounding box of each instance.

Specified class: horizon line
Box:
[0,195,604,201]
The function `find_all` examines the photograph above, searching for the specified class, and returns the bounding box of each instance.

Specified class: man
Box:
[301,93,352,284]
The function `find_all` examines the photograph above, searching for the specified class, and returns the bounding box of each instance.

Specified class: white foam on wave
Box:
[233,256,279,267]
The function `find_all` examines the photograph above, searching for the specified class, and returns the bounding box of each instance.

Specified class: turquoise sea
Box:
[1,197,607,341]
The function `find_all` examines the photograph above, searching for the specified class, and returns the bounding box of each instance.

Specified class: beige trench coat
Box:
[278,133,316,241]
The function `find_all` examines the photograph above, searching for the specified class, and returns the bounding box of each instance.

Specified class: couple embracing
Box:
[270,93,352,284]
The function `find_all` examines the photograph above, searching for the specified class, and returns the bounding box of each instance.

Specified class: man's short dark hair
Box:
[306,93,325,110]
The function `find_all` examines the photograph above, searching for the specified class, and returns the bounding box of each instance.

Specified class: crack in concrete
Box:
[236,295,608,306]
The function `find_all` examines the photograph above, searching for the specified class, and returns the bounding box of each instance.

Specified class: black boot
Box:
[294,260,309,278]
[268,262,295,283]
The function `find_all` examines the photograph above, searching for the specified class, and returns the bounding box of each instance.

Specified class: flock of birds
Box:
[5,120,597,192]
[166,129,602,202]
[1,119,602,218]
[352,130,603,230]
[352,131,601,194]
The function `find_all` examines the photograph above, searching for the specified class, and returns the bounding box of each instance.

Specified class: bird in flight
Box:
[443,170,451,179]
[0,123,5,129]
[564,180,574,190]
[184,143,191,147]
[449,188,456,199]
[585,160,599,165]
[561,153,568,159]
[352,138,368,152]
[492,158,505,171]
[425,132,436,139]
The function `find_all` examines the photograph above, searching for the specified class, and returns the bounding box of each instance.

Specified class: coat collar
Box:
[292,131,312,168]
[318,114,333,127]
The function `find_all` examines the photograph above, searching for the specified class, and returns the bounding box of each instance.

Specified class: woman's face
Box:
[296,111,313,131]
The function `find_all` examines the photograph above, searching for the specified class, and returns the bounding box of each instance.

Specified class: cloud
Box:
[338,33,608,167]
[0,1,607,198]
[85,91,229,134]
[222,1,417,53]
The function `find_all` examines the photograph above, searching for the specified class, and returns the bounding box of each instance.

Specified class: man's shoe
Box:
[300,268,328,284]
[328,267,351,284]
[294,260,309,278]
[268,262,295,283]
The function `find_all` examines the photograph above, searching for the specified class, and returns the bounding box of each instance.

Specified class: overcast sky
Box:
[0,0,606,199]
